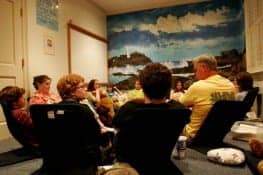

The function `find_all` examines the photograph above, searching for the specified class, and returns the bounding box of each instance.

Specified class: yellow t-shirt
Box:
[179,75,236,139]
[127,89,144,100]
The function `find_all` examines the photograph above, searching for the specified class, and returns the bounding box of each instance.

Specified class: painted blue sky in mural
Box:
[107,0,244,60]
[107,0,244,84]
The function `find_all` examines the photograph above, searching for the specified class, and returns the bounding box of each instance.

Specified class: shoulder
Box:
[29,93,46,105]
[30,92,43,99]
[118,101,141,113]
[183,81,200,93]
[50,93,61,100]
[59,101,93,112]
[113,101,142,126]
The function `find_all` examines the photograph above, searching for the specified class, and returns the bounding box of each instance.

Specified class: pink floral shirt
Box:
[29,92,61,105]
[12,108,33,128]
[12,108,39,147]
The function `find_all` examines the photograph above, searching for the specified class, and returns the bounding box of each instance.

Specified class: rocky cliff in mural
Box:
[109,49,245,90]
[109,52,152,67]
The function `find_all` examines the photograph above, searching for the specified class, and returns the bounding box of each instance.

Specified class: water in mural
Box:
[107,0,245,89]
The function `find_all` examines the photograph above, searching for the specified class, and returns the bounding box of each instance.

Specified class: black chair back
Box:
[190,100,247,147]
[0,102,41,166]
[243,87,259,112]
[30,103,101,174]
[257,93,262,117]
[114,106,190,174]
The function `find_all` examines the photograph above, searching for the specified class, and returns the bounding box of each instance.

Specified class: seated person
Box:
[0,86,39,148]
[29,75,61,105]
[106,84,123,111]
[170,80,185,101]
[106,84,114,98]
[106,84,122,99]
[178,54,236,141]
[87,79,115,120]
[234,71,254,101]
[127,79,144,100]
[56,74,103,170]
[57,74,110,132]
[113,63,188,175]
[87,79,104,105]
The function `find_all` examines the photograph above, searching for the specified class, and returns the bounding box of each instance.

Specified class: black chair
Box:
[243,87,259,112]
[256,93,262,117]
[190,100,248,148]
[0,101,40,166]
[30,103,102,175]
[114,106,191,175]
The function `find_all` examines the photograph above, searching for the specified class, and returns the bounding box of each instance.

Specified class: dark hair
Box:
[87,79,97,91]
[33,75,51,90]
[0,86,25,106]
[106,84,114,91]
[174,80,185,93]
[139,63,171,99]
[236,71,253,91]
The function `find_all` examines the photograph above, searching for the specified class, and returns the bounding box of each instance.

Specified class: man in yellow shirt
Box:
[179,54,236,141]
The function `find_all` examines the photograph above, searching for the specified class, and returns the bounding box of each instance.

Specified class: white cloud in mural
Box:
[112,24,134,32]
[139,23,159,35]
[184,37,228,47]
[164,36,234,49]
[162,60,189,69]
[139,6,230,35]
[139,15,182,35]
[109,65,144,75]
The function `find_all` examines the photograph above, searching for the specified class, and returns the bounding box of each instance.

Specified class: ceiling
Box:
[89,0,209,15]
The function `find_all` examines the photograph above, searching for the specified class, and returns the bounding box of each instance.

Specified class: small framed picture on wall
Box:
[44,35,55,55]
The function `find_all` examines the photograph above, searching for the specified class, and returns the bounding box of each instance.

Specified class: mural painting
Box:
[107,0,245,89]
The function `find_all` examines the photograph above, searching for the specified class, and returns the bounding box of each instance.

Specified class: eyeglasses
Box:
[76,83,87,90]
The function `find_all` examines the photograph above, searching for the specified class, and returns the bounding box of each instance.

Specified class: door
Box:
[0,0,24,140]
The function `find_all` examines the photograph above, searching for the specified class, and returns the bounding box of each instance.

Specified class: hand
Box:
[100,126,108,134]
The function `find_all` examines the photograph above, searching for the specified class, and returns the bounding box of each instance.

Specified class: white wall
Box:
[252,73,263,117]
[71,29,108,82]
[26,0,106,95]
[244,0,263,117]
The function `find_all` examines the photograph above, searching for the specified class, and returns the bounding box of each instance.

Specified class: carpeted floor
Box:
[0,138,42,175]
[0,138,254,175]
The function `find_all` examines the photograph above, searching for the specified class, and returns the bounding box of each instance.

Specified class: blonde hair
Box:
[57,74,85,99]
[193,54,217,71]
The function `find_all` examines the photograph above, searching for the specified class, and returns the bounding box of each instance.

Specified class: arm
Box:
[179,84,196,107]
[87,91,97,104]
[84,100,114,133]
[113,86,122,96]
[12,109,33,128]
[95,89,101,104]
